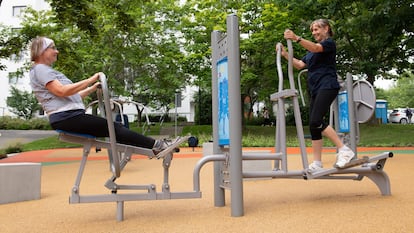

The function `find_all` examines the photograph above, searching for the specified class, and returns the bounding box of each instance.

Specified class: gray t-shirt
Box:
[30,64,85,116]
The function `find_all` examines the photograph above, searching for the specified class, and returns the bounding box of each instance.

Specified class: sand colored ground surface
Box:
[0,147,413,233]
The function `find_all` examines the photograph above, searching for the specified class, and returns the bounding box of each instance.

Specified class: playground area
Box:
[1,146,413,232]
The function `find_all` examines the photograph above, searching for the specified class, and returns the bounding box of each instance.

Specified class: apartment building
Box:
[0,0,50,116]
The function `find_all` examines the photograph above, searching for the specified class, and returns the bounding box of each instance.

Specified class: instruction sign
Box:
[217,57,230,146]
[338,91,350,133]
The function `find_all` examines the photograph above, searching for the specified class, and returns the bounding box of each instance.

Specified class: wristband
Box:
[296,37,302,43]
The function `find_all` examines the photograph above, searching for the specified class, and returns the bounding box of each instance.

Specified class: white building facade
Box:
[0,0,196,122]
[0,0,50,116]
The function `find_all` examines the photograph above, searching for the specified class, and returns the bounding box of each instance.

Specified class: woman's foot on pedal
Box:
[308,161,323,171]
[335,147,355,168]
[152,137,180,159]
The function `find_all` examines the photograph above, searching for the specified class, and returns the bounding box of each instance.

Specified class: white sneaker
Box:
[335,149,355,168]
[308,161,323,171]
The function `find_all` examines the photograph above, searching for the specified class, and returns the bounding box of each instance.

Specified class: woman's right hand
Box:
[275,44,288,58]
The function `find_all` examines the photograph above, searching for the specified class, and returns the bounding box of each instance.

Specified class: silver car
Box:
[389,108,413,124]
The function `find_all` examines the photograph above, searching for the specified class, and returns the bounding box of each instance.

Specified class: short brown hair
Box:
[310,19,334,37]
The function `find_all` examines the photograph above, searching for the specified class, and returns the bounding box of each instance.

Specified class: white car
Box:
[389,108,413,124]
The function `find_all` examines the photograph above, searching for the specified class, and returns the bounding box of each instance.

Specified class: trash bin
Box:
[375,99,388,124]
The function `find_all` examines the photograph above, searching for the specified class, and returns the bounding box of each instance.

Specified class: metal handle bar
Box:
[97,73,121,178]
[297,69,308,107]
[275,39,294,91]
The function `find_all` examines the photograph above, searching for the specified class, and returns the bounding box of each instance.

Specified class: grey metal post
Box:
[346,73,357,154]
[227,14,244,217]
[211,30,225,207]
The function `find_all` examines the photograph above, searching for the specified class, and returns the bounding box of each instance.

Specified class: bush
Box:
[5,142,23,154]
[0,116,51,130]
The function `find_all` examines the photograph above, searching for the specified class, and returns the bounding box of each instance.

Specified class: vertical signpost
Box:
[211,14,243,217]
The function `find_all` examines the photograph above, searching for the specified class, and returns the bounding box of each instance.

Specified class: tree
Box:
[2,0,412,125]
[6,86,41,120]
[384,71,414,109]
[6,0,191,112]
[277,0,413,84]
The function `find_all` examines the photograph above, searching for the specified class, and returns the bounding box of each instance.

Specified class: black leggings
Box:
[51,113,155,149]
[309,89,339,140]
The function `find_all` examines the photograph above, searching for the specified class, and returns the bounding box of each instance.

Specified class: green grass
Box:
[15,123,414,153]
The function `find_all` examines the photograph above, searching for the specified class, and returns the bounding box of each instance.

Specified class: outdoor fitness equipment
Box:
[202,14,393,217]
[86,97,153,134]
[271,39,393,182]
[57,14,393,221]
[57,73,201,221]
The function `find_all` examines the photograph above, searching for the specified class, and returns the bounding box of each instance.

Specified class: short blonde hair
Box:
[30,37,54,61]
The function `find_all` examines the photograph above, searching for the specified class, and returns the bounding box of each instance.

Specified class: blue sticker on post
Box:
[338,91,350,133]
[217,57,230,146]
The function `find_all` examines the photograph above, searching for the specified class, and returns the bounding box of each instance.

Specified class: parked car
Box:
[389,108,413,124]
[387,110,393,123]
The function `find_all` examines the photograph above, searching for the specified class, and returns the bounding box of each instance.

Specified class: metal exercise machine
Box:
[272,39,393,182]
[86,97,153,134]
[58,73,204,221]
[201,14,393,218]
[58,14,393,221]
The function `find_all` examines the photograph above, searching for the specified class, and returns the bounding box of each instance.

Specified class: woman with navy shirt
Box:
[278,19,355,169]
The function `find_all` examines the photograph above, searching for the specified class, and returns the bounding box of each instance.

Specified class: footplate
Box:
[334,156,369,169]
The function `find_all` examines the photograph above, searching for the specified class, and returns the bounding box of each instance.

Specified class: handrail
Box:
[97,73,121,178]
[297,69,308,106]
[275,39,294,91]
[275,43,284,92]
[286,39,295,90]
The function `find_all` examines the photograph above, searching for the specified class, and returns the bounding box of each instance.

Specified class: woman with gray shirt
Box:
[30,36,170,158]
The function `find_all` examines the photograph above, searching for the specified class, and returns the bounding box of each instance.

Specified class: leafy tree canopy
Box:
[0,0,412,115]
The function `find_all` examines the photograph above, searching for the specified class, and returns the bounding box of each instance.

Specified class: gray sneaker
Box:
[152,139,169,159]
[152,137,180,159]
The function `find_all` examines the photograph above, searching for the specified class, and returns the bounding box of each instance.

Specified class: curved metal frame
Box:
[97,73,120,177]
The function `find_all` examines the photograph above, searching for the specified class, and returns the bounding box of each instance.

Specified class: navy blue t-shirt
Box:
[301,38,339,97]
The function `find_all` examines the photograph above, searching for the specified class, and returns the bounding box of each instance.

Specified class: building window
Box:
[12,5,27,17]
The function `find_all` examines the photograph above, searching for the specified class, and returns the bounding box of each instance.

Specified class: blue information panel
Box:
[338,91,350,133]
[217,57,230,146]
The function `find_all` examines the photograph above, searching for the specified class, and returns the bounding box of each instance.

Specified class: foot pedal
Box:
[335,156,369,169]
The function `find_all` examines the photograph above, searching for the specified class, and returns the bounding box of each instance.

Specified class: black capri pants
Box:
[51,113,155,149]
[308,89,339,140]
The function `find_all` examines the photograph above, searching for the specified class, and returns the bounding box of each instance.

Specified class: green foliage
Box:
[5,142,24,154]
[22,136,79,151]
[382,70,414,109]
[1,0,412,124]
[6,86,41,120]
[193,89,212,125]
[278,0,413,83]
[4,123,414,154]
[0,116,51,130]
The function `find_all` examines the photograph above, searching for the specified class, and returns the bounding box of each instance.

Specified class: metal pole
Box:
[211,30,225,207]
[346,73,357,155]
[227,14,244,217]
[175,92,178,138]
